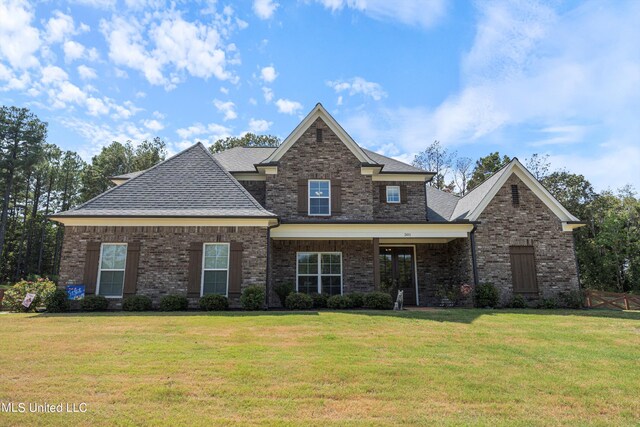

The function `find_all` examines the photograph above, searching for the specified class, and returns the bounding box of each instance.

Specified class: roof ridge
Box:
[458,158,514,201]
[198,143,276,215]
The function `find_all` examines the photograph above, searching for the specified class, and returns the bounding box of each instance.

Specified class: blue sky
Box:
[1,0,638,190]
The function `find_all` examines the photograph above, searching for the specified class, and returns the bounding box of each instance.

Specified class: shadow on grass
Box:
[27,307,640,323]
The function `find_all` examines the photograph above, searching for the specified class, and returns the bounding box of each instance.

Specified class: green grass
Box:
[0,309,639,426]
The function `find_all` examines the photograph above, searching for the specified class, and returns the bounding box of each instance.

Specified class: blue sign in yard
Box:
[66,284,85,300]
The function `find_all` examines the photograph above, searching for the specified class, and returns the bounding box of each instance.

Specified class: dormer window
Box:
[309,180,331,216]
[386,186,401,203]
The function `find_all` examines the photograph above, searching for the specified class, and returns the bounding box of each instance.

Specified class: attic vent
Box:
[316,128,323,142]
[511,185,520,207]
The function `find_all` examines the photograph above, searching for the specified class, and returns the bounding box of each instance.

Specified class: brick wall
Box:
[474,174,580,303]
[373,181,427,221]
[58,225,268,308]
[270,239,374,307]
[416,239,473,306]
[239,181,266,206]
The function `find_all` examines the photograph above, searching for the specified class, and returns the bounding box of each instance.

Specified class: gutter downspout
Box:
[469,224,479,288]
[265,220,280,309]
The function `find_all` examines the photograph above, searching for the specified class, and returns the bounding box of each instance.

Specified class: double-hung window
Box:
[97,243,127,297]
[202,243,230,296]
[308,179,330,216]
[296,252,342,296]
[386,185,401,203]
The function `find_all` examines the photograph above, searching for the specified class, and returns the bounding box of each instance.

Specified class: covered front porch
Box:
[269,222,476,307]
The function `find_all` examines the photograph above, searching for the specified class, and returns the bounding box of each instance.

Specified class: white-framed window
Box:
[308,179,331,216]
[201,243,230,296]
[97,243,127,298]
[296,252,342,296]
[386,185,401,203]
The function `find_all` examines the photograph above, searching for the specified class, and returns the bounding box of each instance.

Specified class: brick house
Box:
[51,104,584,308]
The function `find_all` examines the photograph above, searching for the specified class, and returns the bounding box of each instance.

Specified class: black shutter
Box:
[298,179,308,214]
[83,241,100,295]
[331,179,342,214]
[123,242,140,296]
[187,242,203,298]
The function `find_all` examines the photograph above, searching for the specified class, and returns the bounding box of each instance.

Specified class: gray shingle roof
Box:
[110,171,144,180]
[52,143,275,218]
[425,186,460,221]
[212,146,429,174]
[450,164,509,221]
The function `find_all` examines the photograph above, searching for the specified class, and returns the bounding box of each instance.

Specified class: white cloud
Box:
[315,0,447,29]
[77,65,97,80]
[248,118,272,133]
[45,11,76,44]
[275,98,303,115]
[175,122,232,145]
[100,10,242,88]
[220,86,229,94]
[63,40,85,62]
[143,119,164,131]
[260,65,278,83]
[262,87,274,103]
[340,1,640,190]
[213,99,237,121]
[0,0,41,69]
[68,0,117,9]
[327,76,387,101]
[253,0,279,20]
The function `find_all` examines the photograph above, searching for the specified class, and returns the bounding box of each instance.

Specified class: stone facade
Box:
[58,225,268,308]
[474,174,579,303]
[373,181,427,221]
[270,240,374,307]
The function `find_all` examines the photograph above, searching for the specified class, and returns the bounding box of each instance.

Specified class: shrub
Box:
[159,294,188,311]
[199,294,229,311]
[538,297,558,309]
[46,289,70,313]
[273,282,294,307]
[82,295,109,311]
[363,291,394,310]
[558,290,584,309]
[241,285,265,311]
[475,282,499,308]
[310,292,328,308]
[285,292,313,310]
[346,292,364,308]
[123,295,153,312]
[3,278,56,312]
[327,294,351,309]
[509,294,528,309]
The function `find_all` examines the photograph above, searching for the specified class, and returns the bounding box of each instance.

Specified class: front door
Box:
[379,247,416,305]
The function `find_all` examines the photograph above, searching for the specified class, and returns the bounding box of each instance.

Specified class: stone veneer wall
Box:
[265,118,374,221]
[270,240,374,307]
[58,225,268,308]
[415,239,473,306]
[239,181,266,206]
[474,174,579,303]
[373,181,427,221]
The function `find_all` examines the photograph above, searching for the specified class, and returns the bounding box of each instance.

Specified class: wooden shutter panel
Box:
[187,242,203,298]
[400,185,408,204]
[510,246,538,293]
[123,242,140,296]
[228,242,243,297]
[331,179,342,214]
[297,179,308,214]
[379,185,387,203]
[83,241,101,295]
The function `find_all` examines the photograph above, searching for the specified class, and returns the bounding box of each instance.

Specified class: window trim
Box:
[96,243,128,298]
[386,185,401,204]
[200,242,230,297]
[295,252,343,295]
[308,179,331,216]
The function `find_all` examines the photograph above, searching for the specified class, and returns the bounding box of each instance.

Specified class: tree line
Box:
[1,106,637,293]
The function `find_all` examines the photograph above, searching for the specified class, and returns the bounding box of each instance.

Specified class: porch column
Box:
[373,237,380,289]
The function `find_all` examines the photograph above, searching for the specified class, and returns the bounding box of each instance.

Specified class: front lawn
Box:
[1,309,639,426]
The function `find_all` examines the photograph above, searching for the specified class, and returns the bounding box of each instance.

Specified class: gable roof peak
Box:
[264,103,376,164]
